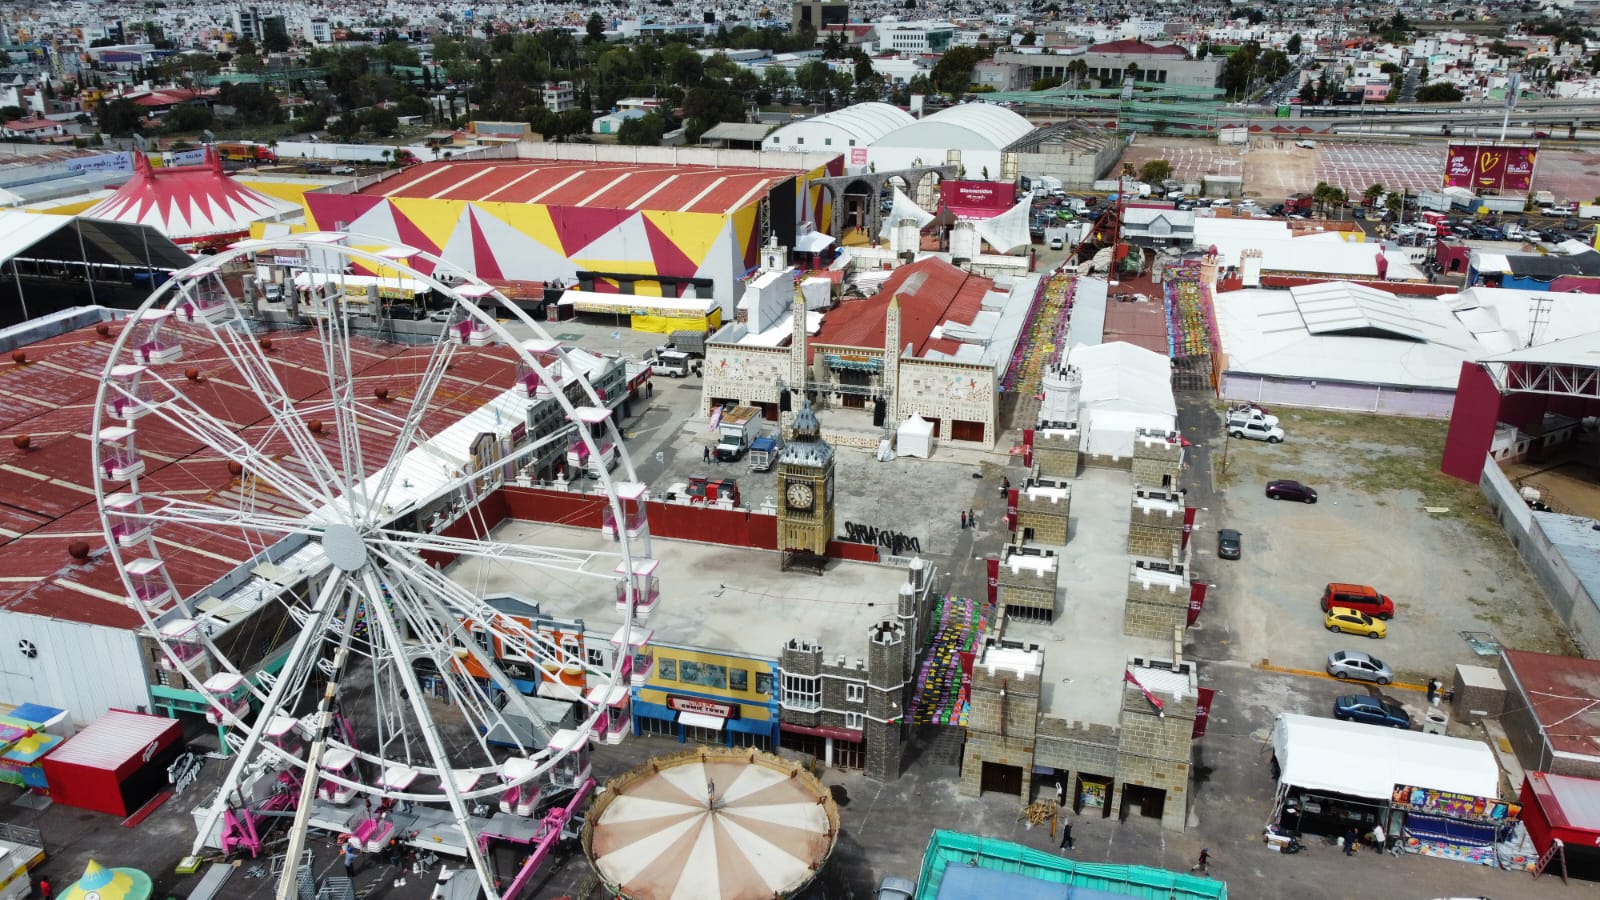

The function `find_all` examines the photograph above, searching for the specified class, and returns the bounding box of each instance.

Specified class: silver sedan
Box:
[1327,649,1393,685]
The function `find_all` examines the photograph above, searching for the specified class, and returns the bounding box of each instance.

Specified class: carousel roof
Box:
[585,748,838,900]
[82,148,297,245]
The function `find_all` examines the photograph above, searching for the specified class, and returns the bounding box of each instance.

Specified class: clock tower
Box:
[776,398,835,567]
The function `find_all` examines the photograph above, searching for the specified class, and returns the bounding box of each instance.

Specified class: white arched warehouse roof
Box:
[874,103,1036,151]
[765,102,917,150]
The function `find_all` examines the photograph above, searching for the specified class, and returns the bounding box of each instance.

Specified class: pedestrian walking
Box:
[37,877,51,899]
[968,508,975,526]
[960,511,967,529]
[1000,476,1010,495]
[1344,828,1357,856]
[343,839,360,878]
[1191,848,1210,873]
[703,445,710,463]
[1058,819,1075,851]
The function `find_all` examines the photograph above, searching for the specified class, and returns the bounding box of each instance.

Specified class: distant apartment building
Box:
[303,17,333,45]
[876,21,956,55]
[792,0,849,33]
[233,8,263,43]
[542,81,576,113]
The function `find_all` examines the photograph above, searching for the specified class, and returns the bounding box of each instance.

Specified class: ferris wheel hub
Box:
[321,523,369,573]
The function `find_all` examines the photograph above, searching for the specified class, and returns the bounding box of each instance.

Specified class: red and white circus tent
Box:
[82,148,297,251]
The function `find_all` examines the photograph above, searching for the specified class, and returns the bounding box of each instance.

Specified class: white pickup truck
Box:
[1229,419,1285,443]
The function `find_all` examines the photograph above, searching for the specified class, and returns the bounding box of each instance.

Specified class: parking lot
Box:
[1315,142,1445,195]
[1186,400,1575,689]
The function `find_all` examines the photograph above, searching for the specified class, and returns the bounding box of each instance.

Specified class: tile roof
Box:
[810,257,992,357]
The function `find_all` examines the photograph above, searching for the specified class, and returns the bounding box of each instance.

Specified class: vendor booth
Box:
[897,416,935,459]
[41,709,183,816]
[1269,714,1503,858]
[1521,770,1600,879]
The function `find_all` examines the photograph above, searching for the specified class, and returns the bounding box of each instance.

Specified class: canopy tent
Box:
[83,148,298,249]
[1065,341,1176,458]
[878,187,934,243]
[974,198,1033,255]
[61,860,153,900]
[0,210,191,272]
[897,415,935,458]
[1272,713,1500,801]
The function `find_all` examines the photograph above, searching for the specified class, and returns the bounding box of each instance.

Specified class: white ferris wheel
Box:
[90,234,657,899]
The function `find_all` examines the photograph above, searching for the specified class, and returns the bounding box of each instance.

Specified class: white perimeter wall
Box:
[0,612,150,725]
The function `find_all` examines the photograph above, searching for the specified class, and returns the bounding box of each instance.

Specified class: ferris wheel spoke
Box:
[373,529,615,579]
[200,321,348,506]
[371,548,560,752]
[355,568,503,896]
[131,387,335,513]
[189,568,350,857]
[368,334,463,513]
[138,495,322,538]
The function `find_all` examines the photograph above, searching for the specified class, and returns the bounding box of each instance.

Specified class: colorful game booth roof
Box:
[61,860,153,900]
[82,148,297,248]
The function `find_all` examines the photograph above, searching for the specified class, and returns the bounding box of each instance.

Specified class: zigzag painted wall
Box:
[302,192,762,314]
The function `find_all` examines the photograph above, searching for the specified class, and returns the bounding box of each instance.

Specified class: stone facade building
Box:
[996,545,1059,623]
[959,638,1044,798]
[1124,560,1192,640]
[701,256,1039,450]
[1131,428,1184,490]
[1128,487,1187,559]
[777,560,937,780]
[1112,657,1198,830]
[1015,477,1071,544]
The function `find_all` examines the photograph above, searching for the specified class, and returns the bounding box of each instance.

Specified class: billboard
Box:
[1444,143,1538,193]
[939,180,1014,219]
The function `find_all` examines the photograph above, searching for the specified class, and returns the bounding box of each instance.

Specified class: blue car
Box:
[1333,695,1411,729]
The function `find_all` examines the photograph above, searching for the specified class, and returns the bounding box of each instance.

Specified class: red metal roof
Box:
[42,708,179,769]
[1525,771,1600,835]
[0,321,528,631]
[1504,649,1600,758]
[365,159,802,215]
[810,257,991,358]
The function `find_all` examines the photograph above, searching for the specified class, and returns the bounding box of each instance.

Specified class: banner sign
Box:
[1443,144,1537,193]
[850,147,868,166]
[1187,582,1208,626]
[1124,669,1165,715]
[1192,687,1216,738]
[940,180,1014,217]
[1392,784,1520,823]
[668,695,738,719]
[63,151,132,175]
[986,557,999,604]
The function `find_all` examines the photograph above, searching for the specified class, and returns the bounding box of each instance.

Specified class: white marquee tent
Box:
[897,415,935,458]
[1064,341,1176,458]
[1272,713,1501,802]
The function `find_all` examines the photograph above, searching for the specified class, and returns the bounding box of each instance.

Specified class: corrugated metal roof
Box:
[43,708,177,768]
[1504,646,1600,759]
[1529,771,1600,832]
[1290,282,1428,341]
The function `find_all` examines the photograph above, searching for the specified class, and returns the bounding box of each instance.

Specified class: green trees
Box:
[1287,34,1302,54]
[1362,182,1385,208]
[1139,160,1173,185]
[1416,82,1464,102]
[617,112,665,146]
[928,46,990,96]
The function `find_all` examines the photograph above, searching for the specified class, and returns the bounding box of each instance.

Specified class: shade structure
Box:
[61,860,153,900]
[583,747,839,900]
[82,148,297,248]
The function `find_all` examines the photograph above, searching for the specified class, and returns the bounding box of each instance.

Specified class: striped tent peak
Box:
[83,148,297,242]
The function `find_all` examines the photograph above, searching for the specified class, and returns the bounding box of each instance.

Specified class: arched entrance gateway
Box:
[813,163,959,242]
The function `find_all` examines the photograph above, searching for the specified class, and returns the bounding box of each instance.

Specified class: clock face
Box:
[786,482,814,510]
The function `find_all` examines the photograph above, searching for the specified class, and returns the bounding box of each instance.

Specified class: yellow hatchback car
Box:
[1326,606,1386,639]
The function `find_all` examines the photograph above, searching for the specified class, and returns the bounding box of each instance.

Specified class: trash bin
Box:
[1423,710,1449,735]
